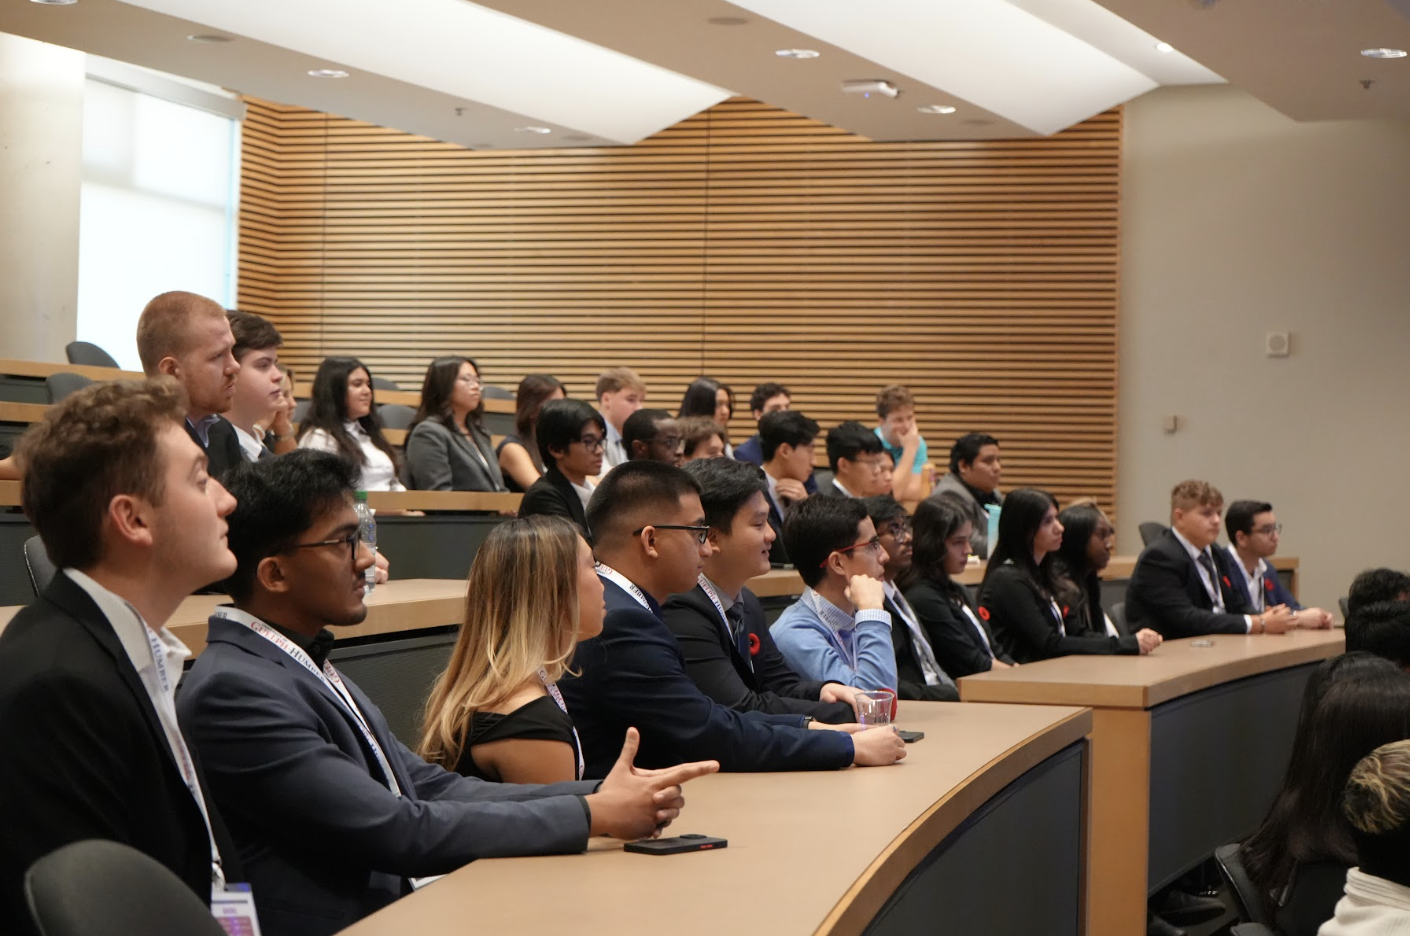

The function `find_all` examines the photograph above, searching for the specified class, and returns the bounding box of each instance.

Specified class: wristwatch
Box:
[800,717,814,728]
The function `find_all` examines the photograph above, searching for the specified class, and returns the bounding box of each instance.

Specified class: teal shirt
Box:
[874,427,928,474]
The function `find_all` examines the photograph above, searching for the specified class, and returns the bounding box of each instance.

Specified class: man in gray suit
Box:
[178,450,716,936]
[928,432,1004,559]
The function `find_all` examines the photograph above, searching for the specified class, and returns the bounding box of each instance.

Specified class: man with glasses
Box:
[622,408,684,467]
[520,398,607,536]
[559,461,906,778]
[822,421,891,499]
[178,451,718,936]
[769,496,900,692]
[1224,500,1332,628]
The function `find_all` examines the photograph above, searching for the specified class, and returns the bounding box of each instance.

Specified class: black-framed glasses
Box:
[882,522,912,541]
[822,536,883,567]
[1255,523,1283,536]
[285,530,362,562]
[573,435,605,452]
[632,524,710,545]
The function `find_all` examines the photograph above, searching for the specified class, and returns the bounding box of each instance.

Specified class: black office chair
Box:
[1110,602,1129,637]
[292,399,312,424]
[64,341,120,369]
[1214,843,1271,926]
[371,376,400,392]
[44,372,93,404]
[481,383,514,400]
[24,535,57,597]
[26,839,227,936]
[377,403,417,431]
[1339,596,1350,620]
[1139,522,1168,547]
[1231,925,1277,936]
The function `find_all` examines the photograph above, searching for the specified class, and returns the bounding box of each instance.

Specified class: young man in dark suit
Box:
[136,290,245,481]
[823,421,890,499]
[732,382,791,467]
[518,398,606,537]
[862,496,959,702]
[757,409,820,565]
[224,310,297,462]
[0,379,243,935]
[559,460,905,778]
[1224,499,1332,628]
[1127,480,1299,639]
[623,407,684,466]
[661,457,860,723]
[178,450,714,936]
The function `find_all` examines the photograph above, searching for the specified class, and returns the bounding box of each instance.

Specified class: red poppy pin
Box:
[978,607,991,621]
[1264,578,1274,592]
[1222,575,1231,588]
[1062,605,1070,617]
[748,633,761,657]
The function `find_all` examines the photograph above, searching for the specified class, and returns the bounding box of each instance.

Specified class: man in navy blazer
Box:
[559,461,906,778]
[178,451,715,936]
[1224,499,1333,628]
[1127,480,1299,639]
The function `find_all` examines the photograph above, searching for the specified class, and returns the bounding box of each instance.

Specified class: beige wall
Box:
[1118,84,1410,611]
[0,33,83,362]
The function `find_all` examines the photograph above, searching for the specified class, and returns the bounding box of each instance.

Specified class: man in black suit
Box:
[862,496,959,702]
[223,310,297,462]
[757,409,820,565]
[623,407,684,466]
[0,379,243,935]
[823,421,890,499]
[559,461,906,777]
[178,451,714,936]
[1127,479,1298,639]
[136,290,245,481]
[519,398,606,537]
[662,457,860,722]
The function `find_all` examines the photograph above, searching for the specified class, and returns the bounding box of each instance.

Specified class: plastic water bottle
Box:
[354,491,377,593]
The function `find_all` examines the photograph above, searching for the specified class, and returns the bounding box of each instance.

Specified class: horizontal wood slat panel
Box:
[237,96,1119,510]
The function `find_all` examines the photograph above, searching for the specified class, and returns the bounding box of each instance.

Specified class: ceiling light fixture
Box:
[1361,48,1408,59]
[917,104,956,114]
[29,0,79,6]
[842,79,899,99]
[307,68,350,78]
[187,34,233,43]
[775,49,820,59]
[515,126,552,134]
[1154,41,1174,53]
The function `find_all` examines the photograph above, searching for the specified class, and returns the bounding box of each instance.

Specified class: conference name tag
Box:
[211,884,262,936]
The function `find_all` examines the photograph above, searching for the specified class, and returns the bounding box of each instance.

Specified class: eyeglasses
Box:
[632,524,711,545]
[456,376,482,388]
[882,522,912,541]
[855,457,891,474]
[654,436,683,449]
[822,536,883,567]
[572,435,605,452]
[286,530,362,562]
[1255,523,1283,536]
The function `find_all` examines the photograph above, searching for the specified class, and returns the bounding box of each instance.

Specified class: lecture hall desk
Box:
[960,628,1345,936]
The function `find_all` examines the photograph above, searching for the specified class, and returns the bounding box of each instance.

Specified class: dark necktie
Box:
[1197,551,1224,610]
[725,602,753,672]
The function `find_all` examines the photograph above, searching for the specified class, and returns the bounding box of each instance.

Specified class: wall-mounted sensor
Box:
[1265,332,1290,357]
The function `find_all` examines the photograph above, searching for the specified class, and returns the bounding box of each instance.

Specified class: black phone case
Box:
[898,729,925,743]
[623,835,728,855]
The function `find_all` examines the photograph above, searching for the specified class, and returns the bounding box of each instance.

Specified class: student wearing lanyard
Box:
[177,451,717,936]
[977,488,1160,664]
[1224,499,1332,628]
[0,380,246,936]
[901,495,1016,678]
[661,457,861,723]
[558,461,906,779]
[418,516,600,783]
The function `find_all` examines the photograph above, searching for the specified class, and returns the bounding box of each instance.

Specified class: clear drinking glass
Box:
[856,690,895,727]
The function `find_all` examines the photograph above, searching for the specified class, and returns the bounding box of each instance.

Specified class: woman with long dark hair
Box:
[296,356,404,491]
[405,356,506,492]
[977,488,1160,662]
[497,374,565,493]
[901,495,1015,678]
[678,377,734,456]
[1045,500,1123,638]
[1241,656,1410,936]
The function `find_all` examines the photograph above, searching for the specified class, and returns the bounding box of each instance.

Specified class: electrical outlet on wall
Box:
[1266,331,1291,357]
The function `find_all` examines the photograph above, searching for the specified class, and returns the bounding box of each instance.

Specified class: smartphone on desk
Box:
[624,834,728,855]
[897,729,925,743]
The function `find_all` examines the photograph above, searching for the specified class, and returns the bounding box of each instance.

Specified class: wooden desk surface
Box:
[0,358,144,382]
[365,490,522,513]
[959,629,1344,710]
[339,702,1091,936]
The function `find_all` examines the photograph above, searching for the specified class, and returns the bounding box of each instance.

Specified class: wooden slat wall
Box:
[237,97,1120,508]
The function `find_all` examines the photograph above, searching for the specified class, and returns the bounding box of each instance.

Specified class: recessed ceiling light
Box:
[707,16,749,26]
[917,104,957,115]
[515,126,552,134]
[187,34,233,44]
[1154,41,1174,54]
[307,68,350,78]
[1361,48,1408,59]
[775,49,820,59]
[30,0,78,6]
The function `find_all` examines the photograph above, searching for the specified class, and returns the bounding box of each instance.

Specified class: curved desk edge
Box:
[820,707,1092,936]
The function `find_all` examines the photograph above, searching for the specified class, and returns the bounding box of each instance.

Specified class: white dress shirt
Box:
[231,423,265,463]
[300,422,406,492]
[1227,544,1268,613]
[602,422,627,471]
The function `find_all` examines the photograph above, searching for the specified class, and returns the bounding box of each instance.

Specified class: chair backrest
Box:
[481,383,514,400]
[25,839,227,936]
[292,399,312,424]
[1339,596,1350,620]
[44,372,94,404]
[1138,521,1168,547]
[371,376,400,392]
[24,536,57,598]
[1110,601,1129,637]
[64,341,120,369]
[1214,842,1272,925]
[377,403,418,431]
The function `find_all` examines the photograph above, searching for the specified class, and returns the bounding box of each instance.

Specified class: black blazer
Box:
[884,594,959,702]
[187,416,245,482]
[558,578,855,778]
[818,479,852,499]
[519,468,590,537]
[0,573,240,936]
[1126,529,1252,638]
[977,562,1138,664]
[765,490,790,565]
[904,577,1011,678]
[660,584,853,723]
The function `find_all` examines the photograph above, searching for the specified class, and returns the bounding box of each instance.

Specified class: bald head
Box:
[136,291,239,419]
[136,291,229,376]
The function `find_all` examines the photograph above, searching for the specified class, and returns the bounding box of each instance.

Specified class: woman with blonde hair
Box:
[419,515,604,784]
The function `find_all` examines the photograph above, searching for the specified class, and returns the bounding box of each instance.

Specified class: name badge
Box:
[211,884,262,936]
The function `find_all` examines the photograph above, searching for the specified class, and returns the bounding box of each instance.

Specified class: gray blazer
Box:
[405,417,506,492]
[928,471,1003,559]
[177,616,596,936]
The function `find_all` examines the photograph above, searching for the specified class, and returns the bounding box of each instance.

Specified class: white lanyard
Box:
[596,563,652,612]
[217,611,402,797]
[697,575,731,631]
[144,627,225,890]
[1050,599,1067,636]
[537,668,585,781]
[887,587,944,686]
[960,602,995,655]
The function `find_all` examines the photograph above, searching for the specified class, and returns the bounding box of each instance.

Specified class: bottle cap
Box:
[354,490,368,502]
